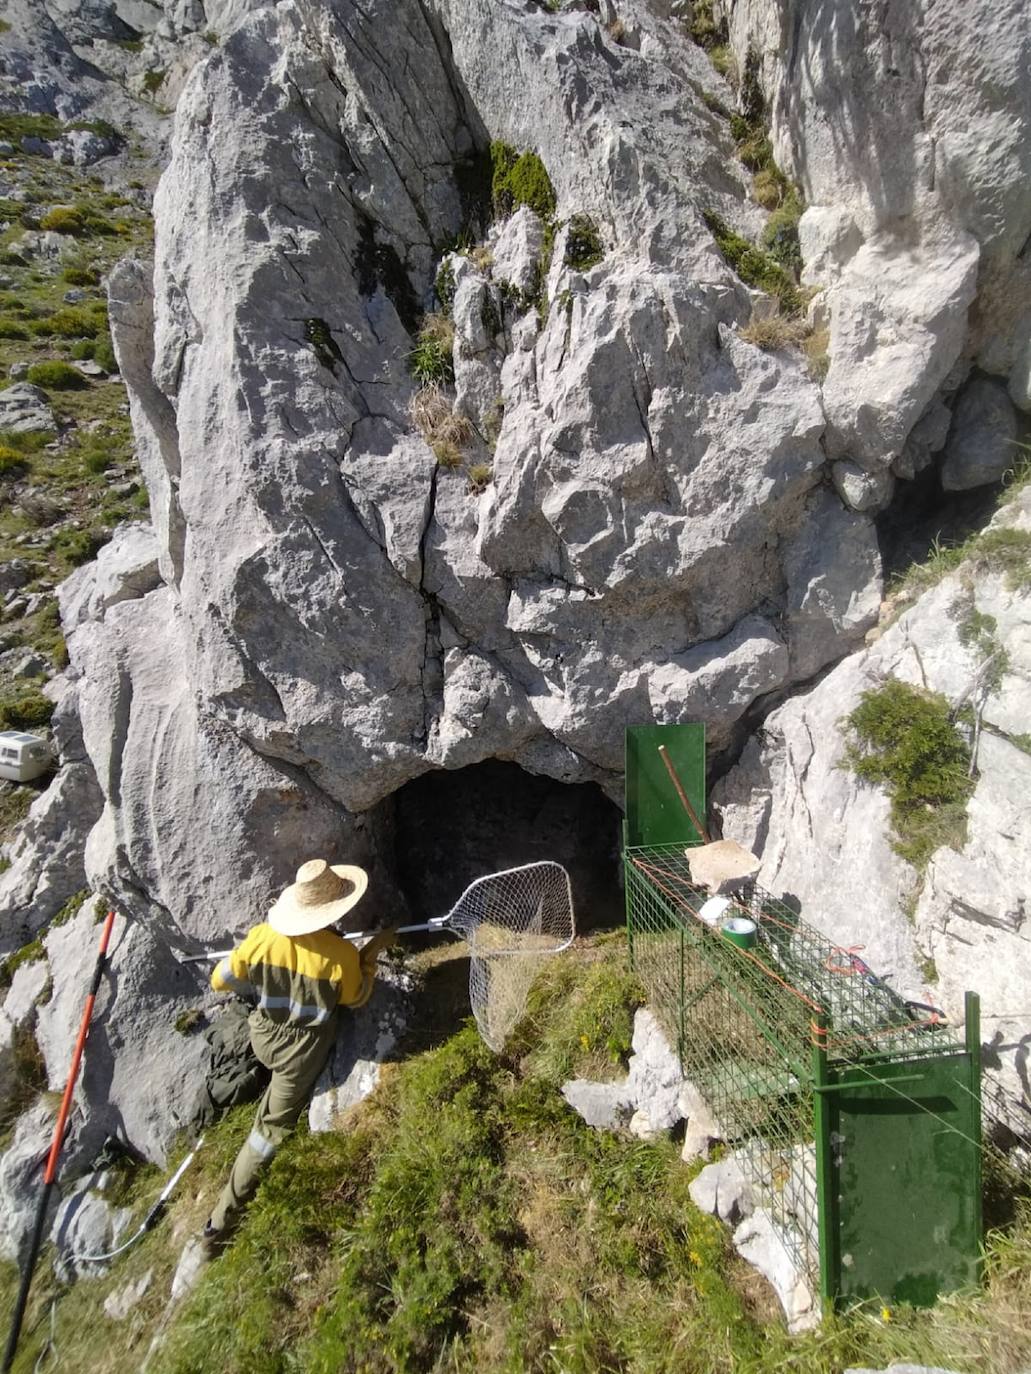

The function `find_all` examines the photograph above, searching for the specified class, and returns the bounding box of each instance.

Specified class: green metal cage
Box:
[623,727,984,1310]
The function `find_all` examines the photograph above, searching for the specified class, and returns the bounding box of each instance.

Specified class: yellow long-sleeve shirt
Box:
[211,923,374,1027]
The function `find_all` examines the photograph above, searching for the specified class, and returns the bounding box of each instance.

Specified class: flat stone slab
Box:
[562,1079,633,1129]
[687,840,761,894]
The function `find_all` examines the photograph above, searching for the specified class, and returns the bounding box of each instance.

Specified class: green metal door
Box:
[624,724,706,847]
[824,1039,983,1306]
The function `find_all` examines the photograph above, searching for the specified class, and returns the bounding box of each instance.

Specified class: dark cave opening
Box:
[876,460,1019,584]
[390,760,624,930]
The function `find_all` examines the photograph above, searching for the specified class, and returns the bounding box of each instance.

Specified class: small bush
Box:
[975,527,1031,590]
[93,333,117,372]
[0,113,62,143]
[0,319,29,340]
[753,167,784,209]
[52,889,89,927]
[25,360,88,390]
[564,213,604,271]
[688,0,728,52]
[30,304,106,339]
[51,525,107,566]
[70,339,96,360]
[702,209,802,314]
[143,68,166,95]
[408,314,455,386]
[738,313,808,351]
[0,429,49,454]
[737,129,772,171]
[84,448,111,474]
[0,937,46,987]
[39,206,86,235]
[762,201,803,273]
[62,264,100,287]
[490,142,557,220]
[844,679,975,868]
[0,1026,47,1137]
[0,445,29,479]
[0,688,54,731]
[66,118,121,143]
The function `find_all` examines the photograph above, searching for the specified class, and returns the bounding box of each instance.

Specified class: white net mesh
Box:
[444,861,576,1051]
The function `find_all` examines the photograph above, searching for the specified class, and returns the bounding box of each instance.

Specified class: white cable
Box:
[74,1135,205,1264]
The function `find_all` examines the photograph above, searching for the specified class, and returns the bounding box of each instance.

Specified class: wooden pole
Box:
[657,744,711,843]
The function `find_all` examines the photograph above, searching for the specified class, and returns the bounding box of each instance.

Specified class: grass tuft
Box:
[408,314,455,387]
[738,313,809,352]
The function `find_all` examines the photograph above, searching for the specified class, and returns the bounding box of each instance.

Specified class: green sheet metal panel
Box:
[826,1051,982,1306]
[624,724,706,847]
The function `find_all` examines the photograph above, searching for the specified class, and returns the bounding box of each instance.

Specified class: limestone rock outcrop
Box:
[80,0,876,941]
[722,0,1031,502]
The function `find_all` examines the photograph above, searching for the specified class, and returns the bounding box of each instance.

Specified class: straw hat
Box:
[268,859,369,936]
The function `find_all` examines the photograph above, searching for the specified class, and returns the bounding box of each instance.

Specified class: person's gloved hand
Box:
[359,926,398,970]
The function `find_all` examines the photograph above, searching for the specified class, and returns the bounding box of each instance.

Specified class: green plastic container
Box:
[720,916,757,950]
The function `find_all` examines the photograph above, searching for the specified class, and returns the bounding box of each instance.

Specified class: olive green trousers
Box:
[208,1010,337,1235]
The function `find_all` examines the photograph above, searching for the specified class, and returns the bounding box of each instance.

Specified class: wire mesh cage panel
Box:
[624,843,969,1298]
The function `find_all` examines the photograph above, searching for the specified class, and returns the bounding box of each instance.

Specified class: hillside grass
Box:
[2,934,1029,1374]
[0,150,152,808]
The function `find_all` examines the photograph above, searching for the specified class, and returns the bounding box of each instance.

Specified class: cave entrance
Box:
[391,760,624,930]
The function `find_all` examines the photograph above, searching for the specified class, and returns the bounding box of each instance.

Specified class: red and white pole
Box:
[2,909,117,1372]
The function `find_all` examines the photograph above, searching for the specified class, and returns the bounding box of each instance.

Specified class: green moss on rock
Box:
[844,678,975,869]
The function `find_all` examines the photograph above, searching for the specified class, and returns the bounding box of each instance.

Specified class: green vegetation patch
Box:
[29,302,108,339]
[0,937,46,987]
[564,213,604,271]
[25,360,89,390]
[36,204,123,239]
[0,443,30,478]
[0,1025,46,1143]
[702,209,802,314]
[0,686,54,731]
[490,141,557,220]
[408,313,455,387]
[0,113,62,145]
[303,317,342,374]
[434,259,456,316]
[893,520,1031,607]
[844,678,975,868]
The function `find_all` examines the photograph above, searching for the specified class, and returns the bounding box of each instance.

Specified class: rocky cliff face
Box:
[1,0,1029,1173]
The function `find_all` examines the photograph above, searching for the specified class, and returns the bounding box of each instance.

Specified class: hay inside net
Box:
[447,862,575,1051]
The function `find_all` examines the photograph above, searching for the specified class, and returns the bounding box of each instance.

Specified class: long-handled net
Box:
[184,861,576,1052]
[436,861,576,1050]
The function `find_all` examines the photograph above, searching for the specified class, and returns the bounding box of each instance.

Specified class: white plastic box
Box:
[0,730,52,783]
